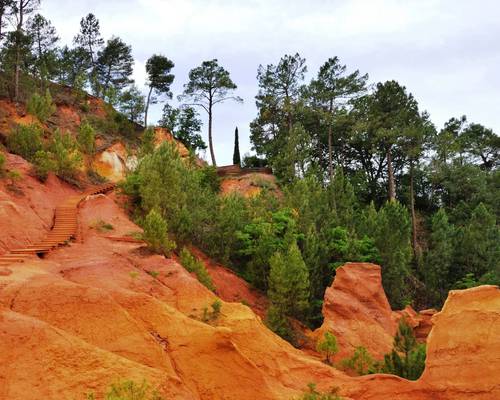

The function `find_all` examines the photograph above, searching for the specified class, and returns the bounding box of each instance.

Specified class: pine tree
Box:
[316,331,338,364]
[232,126,241,165]
[26,13,59,89]
[374,201,412,308]
[179,59,242,166]
[142,208,176,256]
[95,36,134,101]
[382,319,425,380]
[455,203,499,282]
[267,240,310,321]
[424,209,454,305]
[144,54,175,126]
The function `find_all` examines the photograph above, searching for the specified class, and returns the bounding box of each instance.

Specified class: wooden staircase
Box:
[0,183,115,267]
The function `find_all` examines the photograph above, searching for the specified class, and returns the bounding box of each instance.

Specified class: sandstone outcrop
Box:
[314,262,397,360]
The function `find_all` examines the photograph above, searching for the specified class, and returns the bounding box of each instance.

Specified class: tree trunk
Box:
[409,160,419,260]
[14,1,24,103]
[144,86,153,127]
[208,102,216,166]
[327,100,334,181]
[387,146,396,201]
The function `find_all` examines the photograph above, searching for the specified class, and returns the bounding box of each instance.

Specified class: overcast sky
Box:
[39,0,500,165]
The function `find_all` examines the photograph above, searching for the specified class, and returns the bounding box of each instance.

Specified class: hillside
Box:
[0,145,499,399]
[0,87,191,184]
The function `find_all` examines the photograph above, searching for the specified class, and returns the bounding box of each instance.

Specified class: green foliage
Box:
[454,203,499,282]
[91,219,114,232]
[268,240,310,323]
[201,300,222,322]
[7,124,43,161]
[104,379,164,400]
[148,270,160,279]
[265,304,293,341]
[372,201,413,308]
[144,54,175,126]
[33,150,55,181]
[142,209,176,256]
[381,320,426,380]
[95,36,134,101]
[316,332,338,364]
[238,208,299,290]
[139,127,156,157]
[159,104,206,152]
[47,130,82,181]
[26,89,57,122]
[119,85,145,124]
[340,346,375,375]
[179,58,242,165]
[295,383,342,400]
[179,247,215,291]
[233,126,241,165]
[0,152,5,176]
[77,121,96,155]
[424,209,454,306]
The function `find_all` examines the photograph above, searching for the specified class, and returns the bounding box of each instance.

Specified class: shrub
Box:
[265,304,293,342]
[340,346,375,375]
[91,219,114,232]
[179,247,215,291]
[33,150,56,181]
[78,121,96,156]
[142,208,176,256]
[48,130,82,181]
[7,124,43,160]
[202,299,223,322]
[316,332,338,364]
[381,320,426,380]
[86,379,164,400]
[148,270,160,279]
[139,127,156,157]
[0,152,5,176]
[295,383,342,400]
[26,89,56,122]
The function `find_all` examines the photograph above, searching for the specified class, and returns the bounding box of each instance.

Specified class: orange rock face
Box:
[420,286,500,397]
[220,172,280,198]
[314,263,397,361]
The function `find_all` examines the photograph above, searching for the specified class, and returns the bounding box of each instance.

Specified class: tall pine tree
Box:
[424,209,454,305]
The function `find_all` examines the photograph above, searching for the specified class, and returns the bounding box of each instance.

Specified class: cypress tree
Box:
[233,126,241,165]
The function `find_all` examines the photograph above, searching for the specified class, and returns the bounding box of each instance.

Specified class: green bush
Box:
[380,320,426,380]
[179,247,215,291]
[33,150,56,181]
[316,332,338,364]
[26,89,56,122]
[7,124,43,161]
[202,299,223,322]
[295,383,342,400]
[142,209,176,256]
[78,121,96,155]
[0,152,5,176]
[86,379,164,400]
[340,346,375,375]
[47,130,82,181]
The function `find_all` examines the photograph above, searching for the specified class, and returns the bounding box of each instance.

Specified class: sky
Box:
[39,0,500,165]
